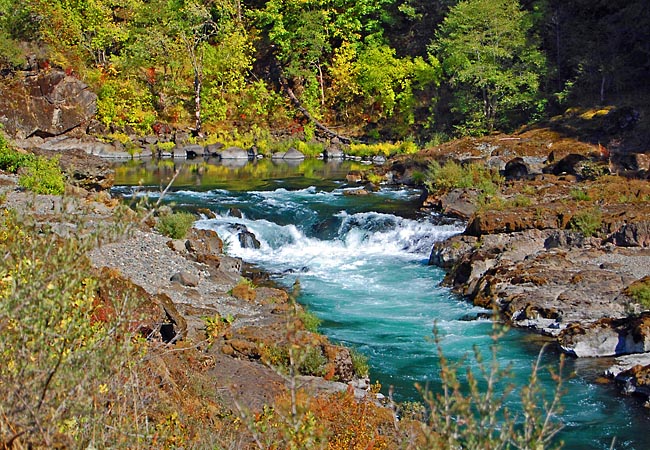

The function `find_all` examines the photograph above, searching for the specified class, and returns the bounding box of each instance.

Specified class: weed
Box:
[203,313,235,343]
[414,324,565,449]
[0,136,65,194]
[18,154,66,195]
[299,345,328,377]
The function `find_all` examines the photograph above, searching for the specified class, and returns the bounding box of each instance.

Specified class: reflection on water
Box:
[110,157,367,192]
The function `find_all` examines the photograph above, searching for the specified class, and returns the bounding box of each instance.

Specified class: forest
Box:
[0,0,648,143]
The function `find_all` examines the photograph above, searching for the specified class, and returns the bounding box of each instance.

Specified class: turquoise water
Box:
[114,160,649,449]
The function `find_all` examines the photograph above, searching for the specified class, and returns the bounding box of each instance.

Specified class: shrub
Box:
[0,136,33,172]
[415,325,565,449]
[426,160,503,194]
[350,348,370,378]
[0,136,66,194]
[155,211,196,239]
[18,154,66,195]
[569,207,602,237]
[626,278,650,310]
[298,345,328,377]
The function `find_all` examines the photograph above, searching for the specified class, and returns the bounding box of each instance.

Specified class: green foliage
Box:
[432,0,545,134]
[18,154,66,195]
[570,188,591,202]
[569,207,602,237]
[0,138,66,195]
[203,312,235,344]
[425,160,503,194]
[0,135,32,172]
[299,345,328,377]
[626,279,650,310]
[96,78,157,134]
[348,140,419,157]
[155,210,196,239]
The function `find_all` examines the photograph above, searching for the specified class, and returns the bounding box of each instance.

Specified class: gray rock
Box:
[220,146,249,159]
[170,271,200,287]
[544,230,588,249]
[559,314,650,357]
[504,157,529,180]
[283,147,305,160]
[184,144,205,158]
[206,142,224,157]
[611,222,650,247]
[324,146,344,159]
[238,231,261,249]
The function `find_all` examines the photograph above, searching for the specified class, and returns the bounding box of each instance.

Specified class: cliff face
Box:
[0,70,96,139]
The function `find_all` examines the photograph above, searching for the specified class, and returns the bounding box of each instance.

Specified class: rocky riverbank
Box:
[375,109,650,403]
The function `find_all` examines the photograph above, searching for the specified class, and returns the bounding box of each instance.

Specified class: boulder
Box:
[283,147,305,160]
[186,228,224,255]
[611,222,650,247]
[0,70,97,139]
[425,188,479,220]
[184,144,205,159]
[238,230,261,249]
[544,153,588,176]
[559,314,650,357]
[220,146,249,159]
[504,157,529,180]
[324,146,344,159]
[170,271,200,287]
[206,142,224,157]
[429,235,477,268]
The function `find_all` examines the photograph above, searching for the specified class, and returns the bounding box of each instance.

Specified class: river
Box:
[113,158,649,449]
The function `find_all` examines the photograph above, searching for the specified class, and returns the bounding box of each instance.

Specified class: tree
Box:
[433,0,545,135]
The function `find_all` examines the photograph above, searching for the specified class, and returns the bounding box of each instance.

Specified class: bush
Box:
[570,188,591,202]
[425,160,503,194]
[416,325,565,449]
[569,207,602,237]
[0,135,66,194]
[626,278,650,310]
[18,154,66,195]
[155,211,196,239]
[0,135,33,172]
[350,348,369,378]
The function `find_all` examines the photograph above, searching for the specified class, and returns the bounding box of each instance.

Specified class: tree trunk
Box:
[194,69,202,134]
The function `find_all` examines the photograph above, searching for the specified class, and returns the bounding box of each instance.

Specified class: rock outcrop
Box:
[0,70,97,139]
